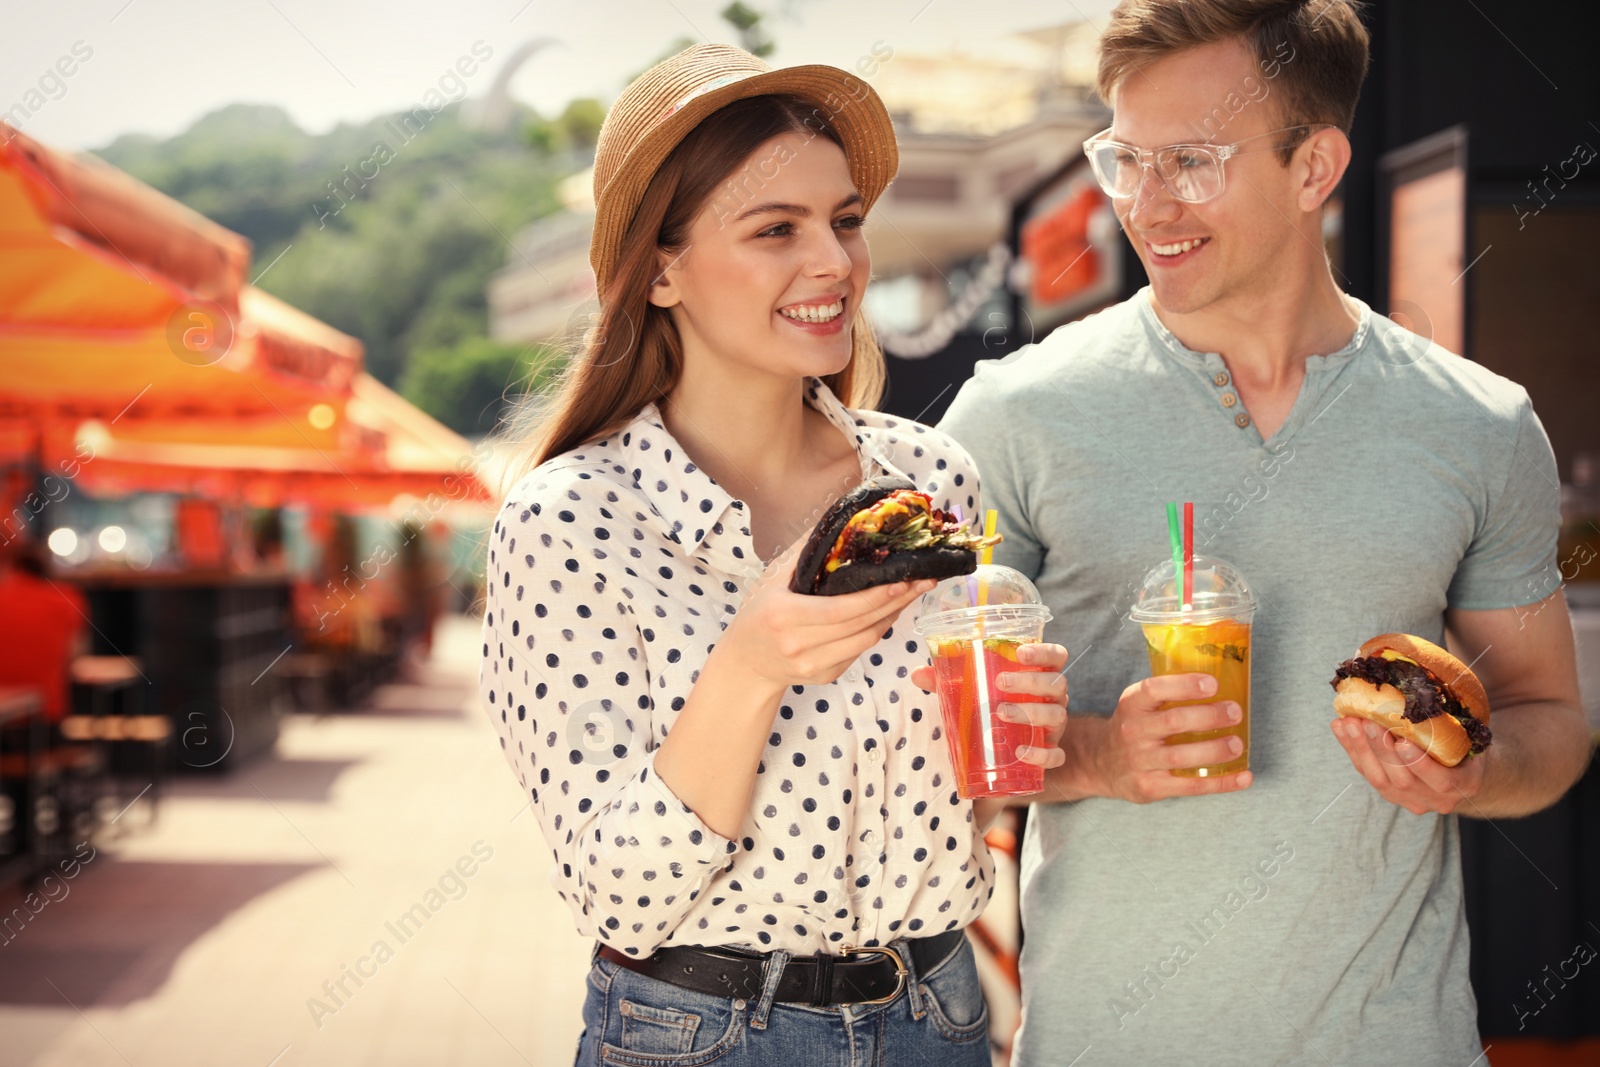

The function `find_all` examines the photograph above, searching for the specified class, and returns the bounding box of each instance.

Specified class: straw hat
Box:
[589,43,898,295]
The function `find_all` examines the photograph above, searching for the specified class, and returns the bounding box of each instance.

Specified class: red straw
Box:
[1182,502,1194,609]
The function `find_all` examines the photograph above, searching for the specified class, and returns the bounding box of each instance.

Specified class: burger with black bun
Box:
[790,476,1001,596]
[1329,633,1492,767]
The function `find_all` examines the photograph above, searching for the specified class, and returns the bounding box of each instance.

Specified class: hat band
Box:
[662,71,760,119]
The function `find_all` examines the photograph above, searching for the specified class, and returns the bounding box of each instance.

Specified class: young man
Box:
[936,2,1590,1063]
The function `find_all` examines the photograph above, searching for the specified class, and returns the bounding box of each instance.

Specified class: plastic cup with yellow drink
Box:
[1128,555,1256,777]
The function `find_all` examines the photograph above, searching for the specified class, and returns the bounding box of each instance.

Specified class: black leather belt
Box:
[597,928,964,1007]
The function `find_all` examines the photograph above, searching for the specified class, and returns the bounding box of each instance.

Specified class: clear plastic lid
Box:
[913,564,1053,636]
[1127,554,1255,625]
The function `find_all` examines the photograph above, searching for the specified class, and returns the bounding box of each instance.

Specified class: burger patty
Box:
[1331,656,1493,753]
[835,505,960,565]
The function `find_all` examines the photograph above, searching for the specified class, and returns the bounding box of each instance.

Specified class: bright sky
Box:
[2,0,1117,152]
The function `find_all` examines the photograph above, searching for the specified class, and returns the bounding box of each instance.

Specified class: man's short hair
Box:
[1097,0,1372,153]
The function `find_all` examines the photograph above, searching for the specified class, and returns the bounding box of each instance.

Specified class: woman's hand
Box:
[716,533,937,690]
[910,642,1069,769]
[659,536,933,840]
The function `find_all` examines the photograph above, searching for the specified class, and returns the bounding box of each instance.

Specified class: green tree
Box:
[399,336,563,437]
[96,101,569,390]
[558,99,605,149]
[524,98,606,155]
[720,2,775,57]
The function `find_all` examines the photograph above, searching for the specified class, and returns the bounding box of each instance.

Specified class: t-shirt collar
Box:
[1136,286,1373,373]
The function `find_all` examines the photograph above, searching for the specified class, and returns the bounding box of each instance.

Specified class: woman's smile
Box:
[777,294,848,334]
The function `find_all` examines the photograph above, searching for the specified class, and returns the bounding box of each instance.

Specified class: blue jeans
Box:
[573,935,992,1067]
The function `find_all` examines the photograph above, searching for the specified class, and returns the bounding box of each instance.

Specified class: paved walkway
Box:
[0,614,593,1067]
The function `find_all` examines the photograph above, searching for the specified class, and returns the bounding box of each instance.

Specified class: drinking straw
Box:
[972,510,999,772]
[977,509,998,606]
[1166,502,1183,601]
[1182,501,1194,610]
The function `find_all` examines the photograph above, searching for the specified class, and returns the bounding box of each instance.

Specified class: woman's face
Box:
[648,131,869,383]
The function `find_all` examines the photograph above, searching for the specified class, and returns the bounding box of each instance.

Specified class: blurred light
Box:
[126,540,154,570]
[308,404,337,430]
[75,420,112,451]
[98,525,127,553]
[48,528,78,556]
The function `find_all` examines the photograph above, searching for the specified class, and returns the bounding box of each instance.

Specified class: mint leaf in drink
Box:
[982,638,1023,661]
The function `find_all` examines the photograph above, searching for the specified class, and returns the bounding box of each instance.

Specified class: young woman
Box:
[479,44,1068,1066]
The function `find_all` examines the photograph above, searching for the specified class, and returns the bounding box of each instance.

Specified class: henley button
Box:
[1220,393,1238,408]
[1235,413,1251,428]
[1213,372,1230,386]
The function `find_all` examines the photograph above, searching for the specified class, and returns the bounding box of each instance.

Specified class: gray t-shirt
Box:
[938,290,1559,1066]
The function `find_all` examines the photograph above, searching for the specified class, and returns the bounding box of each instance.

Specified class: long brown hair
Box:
[501,94,887,493]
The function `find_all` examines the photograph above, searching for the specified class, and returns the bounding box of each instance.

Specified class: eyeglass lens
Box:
[1089,143,1225,203]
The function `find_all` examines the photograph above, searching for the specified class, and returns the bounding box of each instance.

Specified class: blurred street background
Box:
[1,1,1598,1064]
[0,614,598,1066]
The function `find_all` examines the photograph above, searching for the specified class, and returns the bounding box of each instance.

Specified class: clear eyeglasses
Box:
[1082,124,1332,204]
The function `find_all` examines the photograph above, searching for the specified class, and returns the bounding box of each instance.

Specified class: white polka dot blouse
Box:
[479,377,994,958]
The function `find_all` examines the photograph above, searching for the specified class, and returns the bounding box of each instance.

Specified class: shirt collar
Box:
[615,378,900,566]
[1136,286,1372,373]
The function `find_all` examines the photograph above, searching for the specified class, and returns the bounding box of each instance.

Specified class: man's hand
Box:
[1331,717,1486,814]
[911,642,1069,833]
[1330,592,1589,819]
[1077,674,1253,803]
[908,642,1068,769]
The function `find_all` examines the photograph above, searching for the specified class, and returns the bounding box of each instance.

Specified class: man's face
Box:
[1109,38,1315,316]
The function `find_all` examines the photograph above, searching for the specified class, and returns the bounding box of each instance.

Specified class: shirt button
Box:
[863,830,877,846]
[1213,372,1230,387]
[845,666,861,683]
[1220,393,1237,408]
[1235,413,1252,428]
[867,747,882,763]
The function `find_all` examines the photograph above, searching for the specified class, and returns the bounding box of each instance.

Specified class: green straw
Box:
[1166,502,1183,601]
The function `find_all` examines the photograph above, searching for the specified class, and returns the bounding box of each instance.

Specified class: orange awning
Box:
[1,124,488,511]
[59,450,485,510]
[2,124,357,419]
[0,325,342,422]
[0,123,249,322]
[42,370,489,509]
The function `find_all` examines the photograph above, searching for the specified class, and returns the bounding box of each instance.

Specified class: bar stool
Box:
[66,656,164,831]
[279,651,334,712]
[0,686,45,884]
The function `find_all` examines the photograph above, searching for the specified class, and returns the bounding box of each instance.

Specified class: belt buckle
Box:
[840,943,908,1005]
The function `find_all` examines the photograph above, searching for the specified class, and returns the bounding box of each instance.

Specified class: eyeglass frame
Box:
[1081,123,1336,204]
